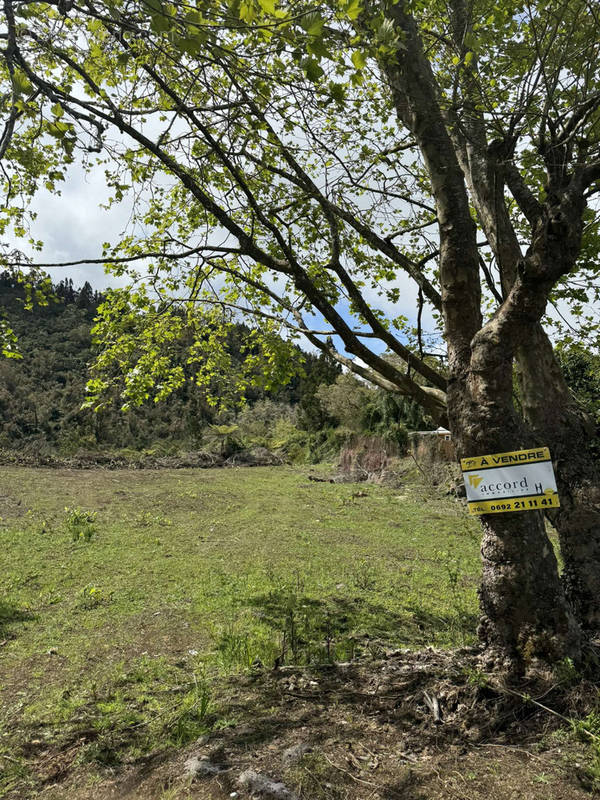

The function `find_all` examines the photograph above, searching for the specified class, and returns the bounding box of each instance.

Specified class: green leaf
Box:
[51,102,64,118]
[144,0,162,13]
[47,121,72,138]
[176,33,207,55]
[257,0,275,14]
[239,0,256,22]
[12,70,32,96]
[343,0,362,20]
[307,37,332,60]
[302,57,324,82]
[329,82,346,104]
[351,50,366,70]
[150,12,171,33]
[300,12,324,36]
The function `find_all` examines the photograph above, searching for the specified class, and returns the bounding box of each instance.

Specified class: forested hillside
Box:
[0,275,432,459]
[0,274,341,455]
[2,274,597,463]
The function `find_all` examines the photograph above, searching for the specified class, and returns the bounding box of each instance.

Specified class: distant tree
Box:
[316,373,374,432]
[76,281,95,312]
[295,352,342,432]
[362,389,428,436]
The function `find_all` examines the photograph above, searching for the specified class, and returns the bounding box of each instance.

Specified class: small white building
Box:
[411,426,451,441]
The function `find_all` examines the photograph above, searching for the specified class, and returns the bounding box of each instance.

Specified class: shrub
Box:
[65,507,97,542]
[316,374,374,431]
[268,418,310,462]
[236,400,296,447]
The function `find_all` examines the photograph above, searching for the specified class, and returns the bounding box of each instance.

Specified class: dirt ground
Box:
[32,647,600,800]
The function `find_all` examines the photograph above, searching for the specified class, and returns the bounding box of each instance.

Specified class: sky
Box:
[8,157,439,362]
[16,162,134,292]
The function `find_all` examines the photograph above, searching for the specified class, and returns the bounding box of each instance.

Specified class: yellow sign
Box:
[460,447,550,471]
[461,447,560,515]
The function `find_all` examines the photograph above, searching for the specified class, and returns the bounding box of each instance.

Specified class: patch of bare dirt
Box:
[31,647,599,800]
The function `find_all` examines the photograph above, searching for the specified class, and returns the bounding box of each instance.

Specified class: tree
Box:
[316,372,374,431]
[2,0,600,671]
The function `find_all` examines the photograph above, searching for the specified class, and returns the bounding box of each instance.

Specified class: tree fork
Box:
[440,0,600,636]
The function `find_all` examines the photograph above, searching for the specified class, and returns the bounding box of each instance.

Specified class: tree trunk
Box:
[438,2,600,635]
[447,341,582,670]
[517,332,600,631]
[478,512,581,670]
[380,1,582,670]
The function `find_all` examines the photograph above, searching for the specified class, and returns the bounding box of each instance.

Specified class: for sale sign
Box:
[461,447,560,515]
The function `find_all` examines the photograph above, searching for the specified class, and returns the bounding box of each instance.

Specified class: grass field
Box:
[2,464,594,800]
[0,464,481,795]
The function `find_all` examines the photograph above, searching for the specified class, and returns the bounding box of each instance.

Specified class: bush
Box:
[269,418,310,462]
[316,374,374,431]
[236,400,297,447]
[307,426,353,463]
[203,424,242,457]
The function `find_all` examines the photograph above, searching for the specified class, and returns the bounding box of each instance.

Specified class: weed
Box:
[351,559,377,591]
[135,511,173,527]
[436,547,476,644]
[564,708,600,791]
[216,623,255,671]
[571,740,600,792]
[571,709,600,741]
[0,753,33,796]
[463,666,489,688]
[65,506,97,542]
[77,584,110,610]
[158,788,184,800]
[553,656,580,686]
[165,673,212,745]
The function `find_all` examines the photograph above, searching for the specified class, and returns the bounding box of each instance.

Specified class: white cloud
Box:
[9,161,133,290]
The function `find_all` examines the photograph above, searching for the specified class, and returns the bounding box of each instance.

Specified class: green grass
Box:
[0,464,480,795]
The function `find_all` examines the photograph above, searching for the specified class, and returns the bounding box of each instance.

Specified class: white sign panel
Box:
[461,447,560,515]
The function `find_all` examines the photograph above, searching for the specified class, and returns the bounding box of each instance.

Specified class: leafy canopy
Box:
[0,0,599,411]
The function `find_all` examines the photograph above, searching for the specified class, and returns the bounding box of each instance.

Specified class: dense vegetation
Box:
[0,274,429,460]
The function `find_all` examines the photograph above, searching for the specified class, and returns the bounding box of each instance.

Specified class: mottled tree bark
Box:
[516,337,600,632]
[437,0,600,634]
[478,511,581,669]
[448,92,600,633]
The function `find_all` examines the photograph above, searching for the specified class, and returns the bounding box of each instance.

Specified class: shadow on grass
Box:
[0,599,34,638]
[405,602,478,641]
[246,589,477,664]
